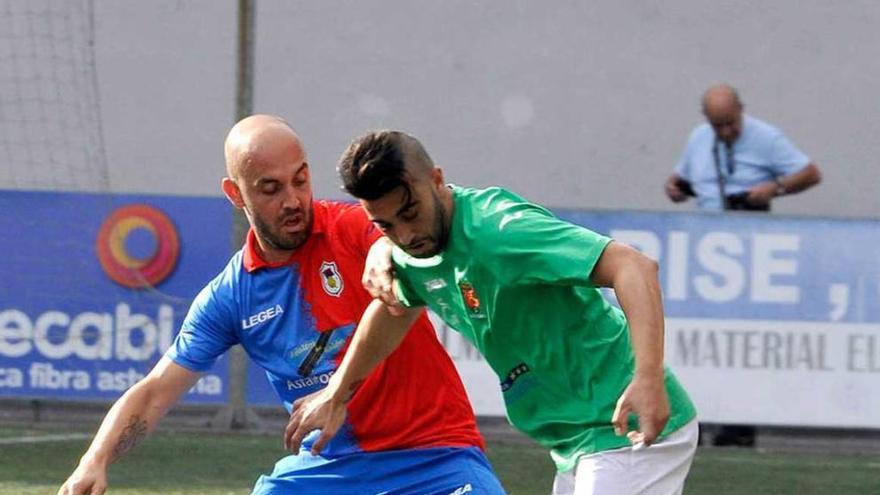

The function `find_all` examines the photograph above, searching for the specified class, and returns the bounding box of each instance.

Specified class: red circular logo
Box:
[96,204,180,288]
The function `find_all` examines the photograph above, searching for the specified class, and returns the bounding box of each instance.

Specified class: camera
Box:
[725,192,769,211]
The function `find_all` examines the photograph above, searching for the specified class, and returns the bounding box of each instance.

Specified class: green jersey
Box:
[392,185,696,472]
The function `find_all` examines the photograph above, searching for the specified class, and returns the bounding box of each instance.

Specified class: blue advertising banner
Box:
[555,210,880,324]
[0,191,231,403]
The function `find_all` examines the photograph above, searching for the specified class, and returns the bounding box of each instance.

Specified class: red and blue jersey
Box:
[166,200,484,457]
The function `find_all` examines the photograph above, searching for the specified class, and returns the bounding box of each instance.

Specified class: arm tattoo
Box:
[111,415,148,462]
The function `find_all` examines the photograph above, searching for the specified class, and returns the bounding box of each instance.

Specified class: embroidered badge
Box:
[458,280,482,315]
[320,261,343,296]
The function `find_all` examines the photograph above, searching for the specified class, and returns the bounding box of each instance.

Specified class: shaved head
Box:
[221,114,313,261]
[224,114,306,180]
[701,84,744,144]
[398,132,434,175]
[702,84,742,116]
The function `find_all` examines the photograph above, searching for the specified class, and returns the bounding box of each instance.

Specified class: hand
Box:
[58,458,108,495]
[284,388,348,456]
[611,372,670,447]
[665,178,688,203]
[746,181,778,206]
[363,237,405,316]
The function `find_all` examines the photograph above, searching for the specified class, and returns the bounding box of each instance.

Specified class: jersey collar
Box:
[242,202,326,272]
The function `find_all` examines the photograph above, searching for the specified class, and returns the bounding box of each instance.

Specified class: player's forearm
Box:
[326,299,420,402]
[778,163,821,194]
[612,256,666,376]
[79,379,171,466]
[80,359,197,466]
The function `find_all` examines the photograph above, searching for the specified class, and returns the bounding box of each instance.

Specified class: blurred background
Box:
[1,1,879,494]
[4,0,878,214]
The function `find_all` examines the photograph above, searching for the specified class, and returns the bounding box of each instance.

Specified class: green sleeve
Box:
[391,259,426,308]
[473,201,611,287]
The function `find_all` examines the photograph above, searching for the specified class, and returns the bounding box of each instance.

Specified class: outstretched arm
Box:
[58,357,201,495]
[590,241,670,447]
[284,300,422,455]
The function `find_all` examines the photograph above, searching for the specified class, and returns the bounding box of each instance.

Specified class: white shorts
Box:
[551,420,698,495]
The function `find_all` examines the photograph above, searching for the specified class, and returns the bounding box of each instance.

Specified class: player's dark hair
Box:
[338,130,432,200]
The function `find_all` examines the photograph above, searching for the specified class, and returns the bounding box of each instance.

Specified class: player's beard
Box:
[408,191,450,258]
[251,205,312,252]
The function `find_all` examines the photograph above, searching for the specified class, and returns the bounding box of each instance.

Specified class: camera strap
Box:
[712,138,730,210]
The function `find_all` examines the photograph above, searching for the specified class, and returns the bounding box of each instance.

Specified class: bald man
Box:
[666,84,821,211]
[58,115,505,495]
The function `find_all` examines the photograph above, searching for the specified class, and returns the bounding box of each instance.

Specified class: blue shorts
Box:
[251,446,506,495]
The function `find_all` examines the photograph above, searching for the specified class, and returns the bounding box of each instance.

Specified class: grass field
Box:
[1,426,878,495]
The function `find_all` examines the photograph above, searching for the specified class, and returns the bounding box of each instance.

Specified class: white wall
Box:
[4,1,879,217]
[95,0,236,196]
[253,0,879,217]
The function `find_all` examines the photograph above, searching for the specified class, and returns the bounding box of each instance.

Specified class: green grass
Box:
[684,448,880,495]
[0,428,282,495]
[1,427,878,495]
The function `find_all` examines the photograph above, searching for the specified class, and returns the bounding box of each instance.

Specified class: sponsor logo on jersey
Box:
[242,304,284,330]
[289,340,315,359]
[425,278,447,291]
[286,370,334,390]
[458,281,483,316]
[320,261,343,296]
[297,328,336,377]
[500,362,530,392]
[288,333,347,359]
[447,484,473,495]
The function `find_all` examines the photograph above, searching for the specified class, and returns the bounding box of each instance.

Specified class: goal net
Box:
[0,0,108,192]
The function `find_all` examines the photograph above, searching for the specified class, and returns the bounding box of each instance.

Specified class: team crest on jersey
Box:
[458,280,483,316]
[320,261,343,297]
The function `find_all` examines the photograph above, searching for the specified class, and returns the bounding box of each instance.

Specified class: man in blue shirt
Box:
[665,84,821,212]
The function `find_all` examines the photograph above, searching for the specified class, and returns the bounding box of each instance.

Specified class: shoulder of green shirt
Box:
[452,184,551,216]
[453,184,614,286]
[452,184,556,240]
